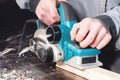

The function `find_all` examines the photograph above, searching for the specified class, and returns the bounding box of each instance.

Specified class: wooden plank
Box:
[56,62,120,80]
[57,67,87,80]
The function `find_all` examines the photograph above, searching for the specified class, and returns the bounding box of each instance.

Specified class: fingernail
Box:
[96,46,101,50]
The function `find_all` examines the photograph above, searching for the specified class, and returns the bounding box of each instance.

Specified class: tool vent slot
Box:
[82,56,96,64]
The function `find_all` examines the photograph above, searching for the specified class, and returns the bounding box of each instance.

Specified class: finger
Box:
[50,7,60,22]
[50,0,60,22]
[43,17,52,25]
[75,18,93,42]
[46,13,57,25]
[38,8,46,18]
[35,9,51,25]
[70,23,80,40]
[36,3,48,20]
[75,24,90,42]
[79,22,102,48]
[90,26,107,48]
[96,33,112,49]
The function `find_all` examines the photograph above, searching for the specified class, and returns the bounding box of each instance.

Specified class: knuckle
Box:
[73,23,79,29]
[51,13,57,18]
[81,18,93,26]
[46,21,51,26]
[94,19,103,27]
[51,19,56,24]
[81,40,91,48]
[80,43,86,48]
[83,18,93,23]
[41,4,45,9]
[76,34,83,42]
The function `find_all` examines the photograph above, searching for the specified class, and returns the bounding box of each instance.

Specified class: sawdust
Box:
[0,50,74,80]
[0,69,34,80]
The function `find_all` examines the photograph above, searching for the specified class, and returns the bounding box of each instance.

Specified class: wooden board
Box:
[56,62,120,80]
[57,67,87,80]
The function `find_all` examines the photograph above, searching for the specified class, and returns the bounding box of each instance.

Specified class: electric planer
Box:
[20,1,103,69]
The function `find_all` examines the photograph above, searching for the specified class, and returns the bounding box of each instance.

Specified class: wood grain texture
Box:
[57,62,120,80]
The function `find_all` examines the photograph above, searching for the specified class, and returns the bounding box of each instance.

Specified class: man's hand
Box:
[35,0,60,25]
[70,18,112,49]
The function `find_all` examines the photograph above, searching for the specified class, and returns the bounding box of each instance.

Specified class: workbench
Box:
[0,24,120,80]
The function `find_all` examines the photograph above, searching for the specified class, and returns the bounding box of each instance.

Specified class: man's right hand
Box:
[70,18,112,49]
[35,0,60,25]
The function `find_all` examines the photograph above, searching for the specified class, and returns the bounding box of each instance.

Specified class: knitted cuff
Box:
[95,15,117,41]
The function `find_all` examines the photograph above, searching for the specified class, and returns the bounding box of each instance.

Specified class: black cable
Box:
[18,19,37,53]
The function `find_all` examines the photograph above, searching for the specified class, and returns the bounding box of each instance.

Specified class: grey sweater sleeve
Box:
[16,0,30,9]
[16,0,40,11]
[96,6,120,50]
[29,0,40,11]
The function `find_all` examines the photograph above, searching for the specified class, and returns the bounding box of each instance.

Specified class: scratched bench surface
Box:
[0,50,74,80]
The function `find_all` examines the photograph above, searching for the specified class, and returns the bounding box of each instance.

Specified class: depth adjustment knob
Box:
[46,25,61,44]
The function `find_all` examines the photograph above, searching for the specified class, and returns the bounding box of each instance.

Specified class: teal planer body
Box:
[31,1,103,69]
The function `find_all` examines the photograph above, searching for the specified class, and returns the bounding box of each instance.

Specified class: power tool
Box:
[24,1,102,69]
